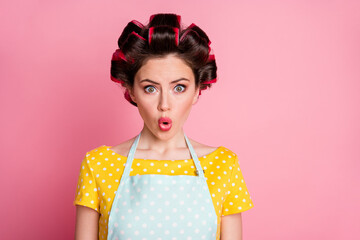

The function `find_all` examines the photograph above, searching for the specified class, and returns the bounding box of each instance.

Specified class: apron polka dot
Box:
[74,140,254,240]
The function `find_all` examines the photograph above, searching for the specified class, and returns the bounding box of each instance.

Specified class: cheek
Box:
[138,100,153,112]
[136,98,157,120]
[175,97,194,115]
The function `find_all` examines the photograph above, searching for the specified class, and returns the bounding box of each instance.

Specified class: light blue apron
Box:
[107,132,217,239]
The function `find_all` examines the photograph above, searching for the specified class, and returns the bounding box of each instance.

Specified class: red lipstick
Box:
[158,117,172,131]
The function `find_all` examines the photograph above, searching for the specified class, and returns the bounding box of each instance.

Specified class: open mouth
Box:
[158,117,172,131]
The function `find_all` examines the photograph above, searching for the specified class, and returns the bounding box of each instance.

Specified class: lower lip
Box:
[159,122,172,131]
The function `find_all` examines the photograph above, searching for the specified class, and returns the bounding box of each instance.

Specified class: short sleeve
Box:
[73,154,100,213]
[222,155,254,216]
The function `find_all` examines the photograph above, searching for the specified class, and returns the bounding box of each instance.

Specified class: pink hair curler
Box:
[176,15,181,24]
[202,78,217,84]
[130,31,146,41]
[112,49,127,62]
[131,20,144,28]
[173,27,179,46]
[124,89,133,103]
[149,14,155,22]
[198,78,217,96]
[110,75,125,85]
[208,54,215,61]
[148,26,179,46]
[148,26,155,45]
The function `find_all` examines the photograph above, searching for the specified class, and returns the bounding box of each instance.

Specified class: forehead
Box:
[135,55,194,82]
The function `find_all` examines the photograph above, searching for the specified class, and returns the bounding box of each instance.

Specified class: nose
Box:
[157,90,170,111]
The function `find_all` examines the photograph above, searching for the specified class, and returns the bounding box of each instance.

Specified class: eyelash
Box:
[144,84,187,94]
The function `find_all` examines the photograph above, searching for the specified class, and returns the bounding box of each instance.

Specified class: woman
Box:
[74,13,253,240]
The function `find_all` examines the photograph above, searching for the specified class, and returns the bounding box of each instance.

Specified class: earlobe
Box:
[192,87,200,105]
[127,87,136,103]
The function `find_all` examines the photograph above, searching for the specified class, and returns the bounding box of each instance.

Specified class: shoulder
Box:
[86,145,109,157]
[193,144,219,158]
[187,138,221,157]
[84,144,124,164]
[220,146,238,167]
[218,146,238,163]
[206,145,239,167]
[203,146,239,181]
[219,146,238,158]
[189,138,238,157]
[105,137,136,157]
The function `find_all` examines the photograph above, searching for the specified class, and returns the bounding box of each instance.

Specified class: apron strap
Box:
[184,133,206,177]
[119,132,205,186]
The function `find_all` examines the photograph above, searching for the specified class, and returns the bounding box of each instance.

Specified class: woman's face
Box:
[129,54,199,139]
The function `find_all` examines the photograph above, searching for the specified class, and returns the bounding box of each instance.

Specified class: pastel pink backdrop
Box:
[1,0,359,239]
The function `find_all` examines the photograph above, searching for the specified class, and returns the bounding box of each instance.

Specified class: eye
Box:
[174,84,186,93]
[144,85,156,93]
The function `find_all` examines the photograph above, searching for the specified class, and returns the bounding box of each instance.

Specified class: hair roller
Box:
[130,20,144,28]
[110,72,136,105]
[110,74,125,85]
[148,14,181,48]
[124,89,133,103]
[121,31,146,47]
[148,26,155,45]
[148,26,180,48]
[202,78,217,84]
[183,23,213,62]
[111,13,218,106]
[185,23,210,43]
[208,40,213,54]
[208,54,215,61]
[207,41,216,62]
[179,29,209,65]
[149,13,181,28]
[188,23,196,29]
[111,49,127,62]
[149,14,155,23]
[180,24,208,48]
[179,28,192,42]
[118,21,144,48]
[110,51,127,85]
[130,31,146,41]
[120,31,147,63]
[173,27,179,46]
[198,78,217,96]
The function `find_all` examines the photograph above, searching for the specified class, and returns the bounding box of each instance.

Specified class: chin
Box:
[155,127,178,139]
[156,129,174,138]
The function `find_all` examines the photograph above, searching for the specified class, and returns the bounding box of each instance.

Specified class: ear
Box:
[192,86,200,105]
[127,86,137,103]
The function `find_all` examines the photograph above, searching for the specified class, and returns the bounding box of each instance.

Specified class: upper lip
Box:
[158,117,172,124]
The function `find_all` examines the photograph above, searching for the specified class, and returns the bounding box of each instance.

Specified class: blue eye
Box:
[174,84,186,93]
[144,85,156,93]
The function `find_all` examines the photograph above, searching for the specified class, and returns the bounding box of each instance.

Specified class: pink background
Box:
[1,0,359,239]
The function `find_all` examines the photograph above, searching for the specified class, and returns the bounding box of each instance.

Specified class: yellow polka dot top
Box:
[74,145,254,240]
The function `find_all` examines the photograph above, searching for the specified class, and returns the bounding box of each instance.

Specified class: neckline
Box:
[104,145,223,161]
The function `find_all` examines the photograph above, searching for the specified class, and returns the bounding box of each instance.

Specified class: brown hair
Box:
[111,13,217,107]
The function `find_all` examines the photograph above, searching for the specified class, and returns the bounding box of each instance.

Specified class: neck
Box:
[137,123,188,154]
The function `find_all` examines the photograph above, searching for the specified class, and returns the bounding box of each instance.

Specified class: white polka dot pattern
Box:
[108,175,217,239]
[74,145,253,240]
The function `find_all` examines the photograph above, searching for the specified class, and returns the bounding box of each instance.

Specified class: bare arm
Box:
[220,212,243,240]
[75,205,100,240]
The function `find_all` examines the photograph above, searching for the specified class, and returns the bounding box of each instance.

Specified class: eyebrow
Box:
[139,78,190,85]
